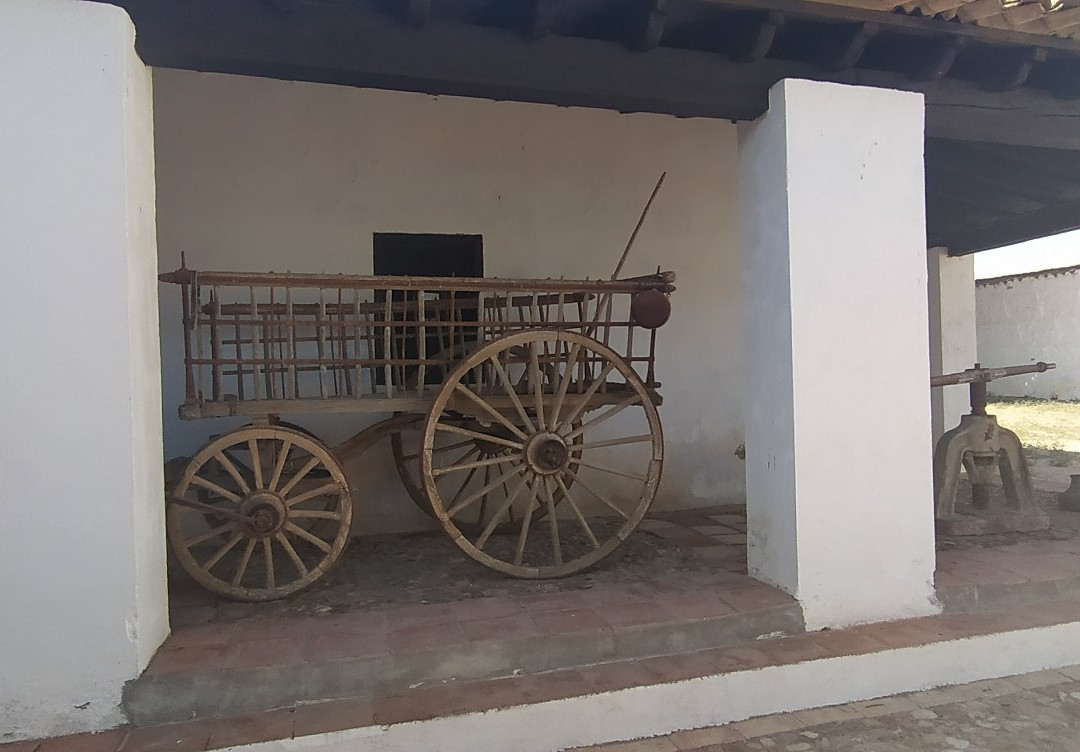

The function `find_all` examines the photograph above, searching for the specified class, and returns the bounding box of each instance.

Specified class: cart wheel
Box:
[166,425,352,601]
[391,416,580,533]
[421,330,663,578]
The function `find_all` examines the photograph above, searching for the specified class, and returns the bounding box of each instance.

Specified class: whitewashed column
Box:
[927,247,977,440]
[0,0,167,740]
[738,79,940,630]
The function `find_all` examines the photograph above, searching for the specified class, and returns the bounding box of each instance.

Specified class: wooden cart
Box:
[160,262,675,601]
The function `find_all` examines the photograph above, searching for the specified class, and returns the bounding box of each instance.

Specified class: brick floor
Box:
[11,620,1080,751]
[138,505,1080,683]
[12,505,1080,751]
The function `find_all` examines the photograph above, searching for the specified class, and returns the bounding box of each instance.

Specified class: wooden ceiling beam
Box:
[731,11,784,62]
[693,0,1080,53]
[637,0,668,51]
[938,197,1080,254]
[93,0,1080,151]
[406,0,431,28]
[828,21,878,71]
[526,0,557,40]
[979,47,1048,91]
[914,36,966,80]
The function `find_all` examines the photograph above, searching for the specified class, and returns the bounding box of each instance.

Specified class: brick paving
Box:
[573,666,1080,752]
[9,501,1080,751]
[144,504,1080,691]
[10,603,1080,751]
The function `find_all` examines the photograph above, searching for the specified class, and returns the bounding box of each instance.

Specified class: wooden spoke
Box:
[232,537,257,586]
[276,532,308,576]
[489,355,535,433]
[284,522,333,553]
[513,480,541,565]
[530,341,546,429]
[476,459,491,527]
[446,463,480,517]
[549,342,582,428]
[577,434,654,451]
[400,438,473,462]
[214,450,251,496]
[278,456,321,497]
[564,393,644,440]
[432,452,525,478]
[435,422,524,451]
[447,461,528,517]
[289,509,343,521]
[542,476,563,566]
[554,473,600,549]
[574,459,648,482]
[476,470,533,550]
[285,482,342,507]
[267,438,292,492]
[555,361,617,432]
[263,538,276,590]
[202,530,244,572]
[453,383,530,441]
[494,455,520,527]
[563,467,630,519]
[183,521,236,548]
[248,438,264,489]
[189,474,242,503]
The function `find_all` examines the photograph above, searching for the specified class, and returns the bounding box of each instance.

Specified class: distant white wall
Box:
[152,69,744,534]
[0,0,166,740]
[976,266,1080,400]
[928,248,976,439]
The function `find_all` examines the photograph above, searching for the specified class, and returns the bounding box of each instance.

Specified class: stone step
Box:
[123,600,803,726]
[22,599,1080,752]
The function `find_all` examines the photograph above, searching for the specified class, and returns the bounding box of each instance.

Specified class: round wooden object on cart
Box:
[166,425,352,601]
[421,330,663,578]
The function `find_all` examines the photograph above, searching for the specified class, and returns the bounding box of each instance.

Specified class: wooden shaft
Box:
[612,171,666,281]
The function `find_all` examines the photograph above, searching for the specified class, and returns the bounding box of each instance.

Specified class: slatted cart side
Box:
[159,266,674,419]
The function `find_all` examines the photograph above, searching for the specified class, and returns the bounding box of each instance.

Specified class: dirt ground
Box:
[988,398,1080,477]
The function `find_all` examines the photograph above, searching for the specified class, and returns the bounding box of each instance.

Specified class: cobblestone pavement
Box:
[575,665,1080,752]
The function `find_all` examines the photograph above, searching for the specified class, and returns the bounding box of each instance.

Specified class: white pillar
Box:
[0,0,167,740]
[927,247,977,441]
[739,79,940,630]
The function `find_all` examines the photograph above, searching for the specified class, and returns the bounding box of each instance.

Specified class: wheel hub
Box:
[240,492,287,537]
[525,432,570,475]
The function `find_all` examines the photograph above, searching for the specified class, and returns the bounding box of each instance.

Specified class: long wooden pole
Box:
[610,171,666,281]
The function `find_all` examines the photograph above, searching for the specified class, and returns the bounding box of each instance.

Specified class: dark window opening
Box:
[372,233,484,385]
[373,233,483,278]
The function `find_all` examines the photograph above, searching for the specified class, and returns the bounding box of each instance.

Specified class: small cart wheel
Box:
[421,330,663,578]
[166,425,352,601]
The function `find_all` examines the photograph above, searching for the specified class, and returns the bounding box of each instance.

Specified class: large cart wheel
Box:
[166,425,352,601]
[421,330,663,578]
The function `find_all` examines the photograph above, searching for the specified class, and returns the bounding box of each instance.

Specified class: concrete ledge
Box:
[124,603,804,725]
[937,573,1080,613]
[251,619,1080,752]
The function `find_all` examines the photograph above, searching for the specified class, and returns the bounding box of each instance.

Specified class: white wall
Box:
[153,69,744,533]
[976,267,1080,400]
[0,0,167,740]
[928,248,977,439]
[740,80,939,629]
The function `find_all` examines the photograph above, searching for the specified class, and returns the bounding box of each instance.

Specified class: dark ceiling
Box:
[98,0,1080,254]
